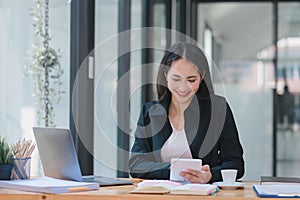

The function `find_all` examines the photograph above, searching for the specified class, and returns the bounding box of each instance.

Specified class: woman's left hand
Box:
[179,164,212,184]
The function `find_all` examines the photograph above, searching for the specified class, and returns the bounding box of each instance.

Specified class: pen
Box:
[68,187,89,192]
[278,193,300,197]
[208,187,219,195]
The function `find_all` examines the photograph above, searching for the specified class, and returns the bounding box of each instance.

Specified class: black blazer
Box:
[128,94,244,183]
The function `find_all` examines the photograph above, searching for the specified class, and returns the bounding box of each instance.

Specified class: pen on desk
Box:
[278,194,300,197]
[68,187,89,192]
[208,187,219,195]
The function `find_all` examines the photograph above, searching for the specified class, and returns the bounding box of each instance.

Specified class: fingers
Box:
[179,171,207,184]
[186,165,209,175]
[179,165,212,184]
[186,168,201,176]
[201,164,210,171]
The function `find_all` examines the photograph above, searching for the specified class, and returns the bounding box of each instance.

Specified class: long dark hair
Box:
[156,42,214,101]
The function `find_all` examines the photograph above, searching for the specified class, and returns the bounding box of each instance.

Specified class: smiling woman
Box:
[166,59,202,132]
[128,42,245,184]
[166,59,202,111]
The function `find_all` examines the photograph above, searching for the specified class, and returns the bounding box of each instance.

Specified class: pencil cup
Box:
[11,157,31,180]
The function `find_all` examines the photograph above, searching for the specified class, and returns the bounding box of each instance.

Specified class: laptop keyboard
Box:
[82,175,133,186]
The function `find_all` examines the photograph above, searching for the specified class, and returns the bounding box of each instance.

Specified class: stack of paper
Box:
[0,176,99,194]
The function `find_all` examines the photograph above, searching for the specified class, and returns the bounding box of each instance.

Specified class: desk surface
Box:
[0,180,278,200]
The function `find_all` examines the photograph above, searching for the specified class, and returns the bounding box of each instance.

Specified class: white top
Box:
[160,122,193,163]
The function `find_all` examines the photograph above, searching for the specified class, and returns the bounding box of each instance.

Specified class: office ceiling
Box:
[199,2,300,60]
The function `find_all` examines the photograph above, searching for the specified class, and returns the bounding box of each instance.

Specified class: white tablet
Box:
[170,158,202,182]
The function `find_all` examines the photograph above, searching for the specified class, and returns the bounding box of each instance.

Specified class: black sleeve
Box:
[128,103,170,179]
[210,102,245,183]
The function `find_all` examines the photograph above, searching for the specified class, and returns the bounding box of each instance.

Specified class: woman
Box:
[128,42,244,183]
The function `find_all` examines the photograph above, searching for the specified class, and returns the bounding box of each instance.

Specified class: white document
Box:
[0,176,99,194]
[170,158,202,182]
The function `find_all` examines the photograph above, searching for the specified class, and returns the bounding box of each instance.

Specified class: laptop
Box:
[32,127,133,186]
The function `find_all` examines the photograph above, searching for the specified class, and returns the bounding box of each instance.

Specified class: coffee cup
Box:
[221,169,237,185]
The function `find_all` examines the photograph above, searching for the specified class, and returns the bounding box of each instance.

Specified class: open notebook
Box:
[130,180,219,195]
[33,127,133,186]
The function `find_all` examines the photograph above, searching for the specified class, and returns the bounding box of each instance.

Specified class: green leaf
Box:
[0,136,13,165]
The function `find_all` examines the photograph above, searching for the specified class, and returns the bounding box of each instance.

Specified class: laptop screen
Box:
[33,127,83,181]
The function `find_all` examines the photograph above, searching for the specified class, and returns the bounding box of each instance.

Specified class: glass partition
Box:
[276,2,300,177]
[0,0,70,176]
[94,0,118,178]
[198,2,274,180]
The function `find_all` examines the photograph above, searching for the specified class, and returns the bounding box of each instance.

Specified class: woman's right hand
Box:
[179,164,212,184]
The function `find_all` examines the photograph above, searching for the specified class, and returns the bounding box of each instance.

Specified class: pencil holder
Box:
[11,157,31,180]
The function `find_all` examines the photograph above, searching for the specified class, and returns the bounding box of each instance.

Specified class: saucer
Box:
[212,182,244,190]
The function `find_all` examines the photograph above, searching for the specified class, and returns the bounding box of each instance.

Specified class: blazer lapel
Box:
[148,102,172,162]
[184,96,200,148]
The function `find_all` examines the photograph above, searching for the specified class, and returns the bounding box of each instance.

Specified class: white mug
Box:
[221,169,237,185]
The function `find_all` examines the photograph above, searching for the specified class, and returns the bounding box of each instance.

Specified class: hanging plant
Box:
[25,0,65,127]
